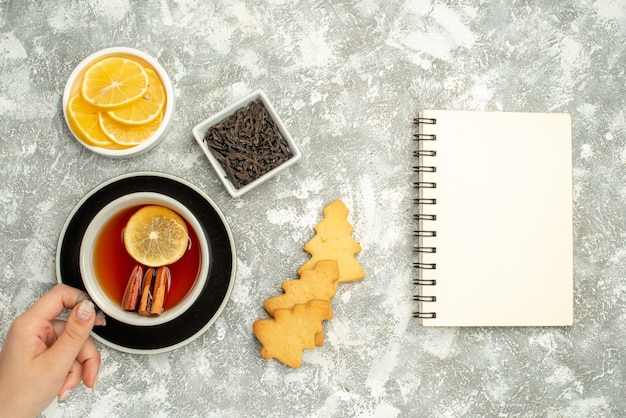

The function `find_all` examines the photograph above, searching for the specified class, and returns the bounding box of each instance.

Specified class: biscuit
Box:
[252,299,333,368]
[297,199,365,282]
[264,260,340,316]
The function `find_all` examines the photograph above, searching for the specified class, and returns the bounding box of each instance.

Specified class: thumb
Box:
[45,300,96,367]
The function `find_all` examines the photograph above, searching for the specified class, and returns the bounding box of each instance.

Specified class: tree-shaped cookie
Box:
[253,299,334,368]
[264,260,340,316]
[297,199,365,282]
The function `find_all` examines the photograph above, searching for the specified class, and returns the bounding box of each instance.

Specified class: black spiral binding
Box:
[413,117,437,319]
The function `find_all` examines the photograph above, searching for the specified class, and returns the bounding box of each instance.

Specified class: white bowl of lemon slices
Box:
[63,47,174,158]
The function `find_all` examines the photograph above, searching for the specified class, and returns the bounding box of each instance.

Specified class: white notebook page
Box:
[417,110,573,326]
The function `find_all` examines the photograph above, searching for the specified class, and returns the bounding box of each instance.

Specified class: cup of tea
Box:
[79,192,209,326]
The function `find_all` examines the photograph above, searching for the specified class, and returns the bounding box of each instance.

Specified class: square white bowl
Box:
[192,90,302,197]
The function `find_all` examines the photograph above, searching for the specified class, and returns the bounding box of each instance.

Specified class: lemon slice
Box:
[99,110,162,146]
[107,68,166,125]
[81,56,149,109]
[66,91,124,149]
[123,205,189,267]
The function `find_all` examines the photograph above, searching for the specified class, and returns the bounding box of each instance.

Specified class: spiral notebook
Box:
[413,110,573,327]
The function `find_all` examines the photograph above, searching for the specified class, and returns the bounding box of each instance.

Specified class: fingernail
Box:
[92,378,98,394]
[77,300,95,321]
[59,389,71,401]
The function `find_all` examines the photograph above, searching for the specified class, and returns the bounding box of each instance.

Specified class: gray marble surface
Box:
[1,1,625,417]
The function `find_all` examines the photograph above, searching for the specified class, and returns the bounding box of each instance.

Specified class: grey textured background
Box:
[1,1,625,417]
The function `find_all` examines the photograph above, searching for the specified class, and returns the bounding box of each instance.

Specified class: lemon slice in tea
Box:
[123,205,189,267]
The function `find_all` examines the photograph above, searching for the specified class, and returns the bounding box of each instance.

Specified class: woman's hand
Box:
[0,284,103,417]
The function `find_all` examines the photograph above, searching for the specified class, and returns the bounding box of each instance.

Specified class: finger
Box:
[52,319,66,336]
[51,320,101,390]
[94,309,107,326]
[75,338,101,389]
[26,284,89,322]
[41,299,96,377]
[57,359,83,399]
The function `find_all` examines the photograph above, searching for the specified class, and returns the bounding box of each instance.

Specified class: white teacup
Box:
[80,192,209,326]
